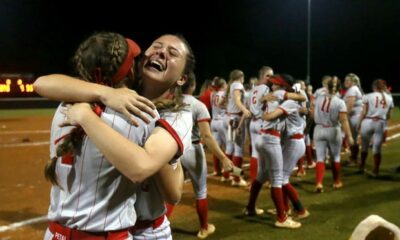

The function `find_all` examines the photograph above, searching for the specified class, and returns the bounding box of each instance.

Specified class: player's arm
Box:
[346,96,356,116]
[339,112,354,146]
[198,121,233,171]
[286,92,306,102]
[61,103,180,184]
[357,103,368,130]
[233,90,251,118]
[154,162,184,205]
[262,108,285,121]
[34,74,156,125]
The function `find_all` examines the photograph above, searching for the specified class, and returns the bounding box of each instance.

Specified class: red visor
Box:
[269,76,290,88]
[111,38,141,84]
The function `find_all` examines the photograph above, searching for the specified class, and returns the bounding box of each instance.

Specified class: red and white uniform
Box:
[248,84,270,162]
[343,85,363,142]
[210,90,226,149]
[224,81,245,157]
[313,95,347,163]
[45,103,158,239]
[133,108,192,240]
[360,92,393,154]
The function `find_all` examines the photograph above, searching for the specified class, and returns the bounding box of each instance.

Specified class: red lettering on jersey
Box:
[61,153,74,165]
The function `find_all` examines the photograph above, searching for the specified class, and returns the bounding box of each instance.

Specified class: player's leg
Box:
[314,125,328,192]
[329,127,344,188]
[211,119,223,176]
[359,119,374,172]
[232,119,247,186]
[371,121,385,176]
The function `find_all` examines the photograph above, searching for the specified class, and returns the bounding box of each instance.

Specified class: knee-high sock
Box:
[306,145,314,165]
[196,198,209,229]
[332,162,341,183]
[283,183,304,213]
[360,151,368,170]
[373,153,381,175]
[165,203,175,218]
[223,154,232,179]
[250,157,258,181]
[271,187,286,222]
[213,155,221,175]
[297,157,305,173]
[350,144,359,162]
[282,188,290,213]
[246,180,262,211]
[316,162,325,184]
[233,156,243,182]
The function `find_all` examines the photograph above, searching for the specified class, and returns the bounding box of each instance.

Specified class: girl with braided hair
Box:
[312,77,354,193]
[35,33,197,239]
[358,79,393,177]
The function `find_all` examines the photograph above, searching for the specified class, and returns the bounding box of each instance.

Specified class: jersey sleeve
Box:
[279,100,298,116]
[156,111,192,163]
[232,82,244,91]
[195,99,211,123]
[339,99,347,113]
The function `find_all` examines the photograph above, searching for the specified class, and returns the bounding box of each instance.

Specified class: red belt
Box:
[260,129,281,137]
[317,124,333,128]
[48,221,129,240]
[130,215,165,233]
[366,117,384,121]
[290,134,304,139]
[227,112,242,116]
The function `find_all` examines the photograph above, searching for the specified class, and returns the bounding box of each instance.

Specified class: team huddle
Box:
[33,32,394,239]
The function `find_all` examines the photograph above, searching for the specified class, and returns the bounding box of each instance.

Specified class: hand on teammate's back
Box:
[100,87,156,126]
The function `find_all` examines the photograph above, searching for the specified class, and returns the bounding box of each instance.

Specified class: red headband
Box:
[270,76,290,88]
[111,38,141,84]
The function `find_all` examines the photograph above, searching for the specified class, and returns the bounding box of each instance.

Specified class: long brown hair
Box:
[45,32,137,186]
[153,34,196,113]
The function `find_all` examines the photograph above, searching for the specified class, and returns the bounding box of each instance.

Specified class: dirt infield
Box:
[1,113,400,240]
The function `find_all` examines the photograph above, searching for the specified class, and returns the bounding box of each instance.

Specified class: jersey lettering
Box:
[211,94,219,107]
[321,96,332,113]
[252,90,258,104]
[375,96,386,109]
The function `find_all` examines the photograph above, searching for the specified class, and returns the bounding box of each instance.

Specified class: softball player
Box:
[223,69,251,186]
[248,66,273,182]
[37,33,196,240]
[343,73,364,165]
[167,72,234,239]
[210,78,227,176]
[312,77,354,193]
[247,75,304,229]
[358,79,393,177]
[262,80,310,219]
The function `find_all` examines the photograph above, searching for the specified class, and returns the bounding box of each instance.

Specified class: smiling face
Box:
[141,35,189,92]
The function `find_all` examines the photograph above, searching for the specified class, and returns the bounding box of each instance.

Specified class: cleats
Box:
[197,224,215,239]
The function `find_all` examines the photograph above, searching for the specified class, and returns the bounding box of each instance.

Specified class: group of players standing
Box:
[33,30,394,239]
[199,66,394,229]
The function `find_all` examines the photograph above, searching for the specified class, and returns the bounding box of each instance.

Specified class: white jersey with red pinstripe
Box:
[227,81,244,114]
[249,84,270,159]
[255,89,287,187]
[362,92,393,120]
[134,107,193,222]
[279,100,306,184]
[180,95,210,199]
[360,92,393,154]
[47,103,158,233]
[210,90,226,148]
[343,85,363,116]
[313,94,347,162]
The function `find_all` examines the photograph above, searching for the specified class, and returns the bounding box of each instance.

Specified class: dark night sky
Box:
[0,0,399,92]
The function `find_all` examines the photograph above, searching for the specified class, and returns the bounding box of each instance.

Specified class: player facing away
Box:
[35,33,196,240]
[358,79,393,177]
[222,69,251,186]
[311,76,354,193]
[210,77,228,176]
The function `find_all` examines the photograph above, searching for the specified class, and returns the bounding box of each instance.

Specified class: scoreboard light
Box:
[0,73,38,97]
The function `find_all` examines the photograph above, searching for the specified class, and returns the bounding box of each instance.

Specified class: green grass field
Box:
[1,107,399,239]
